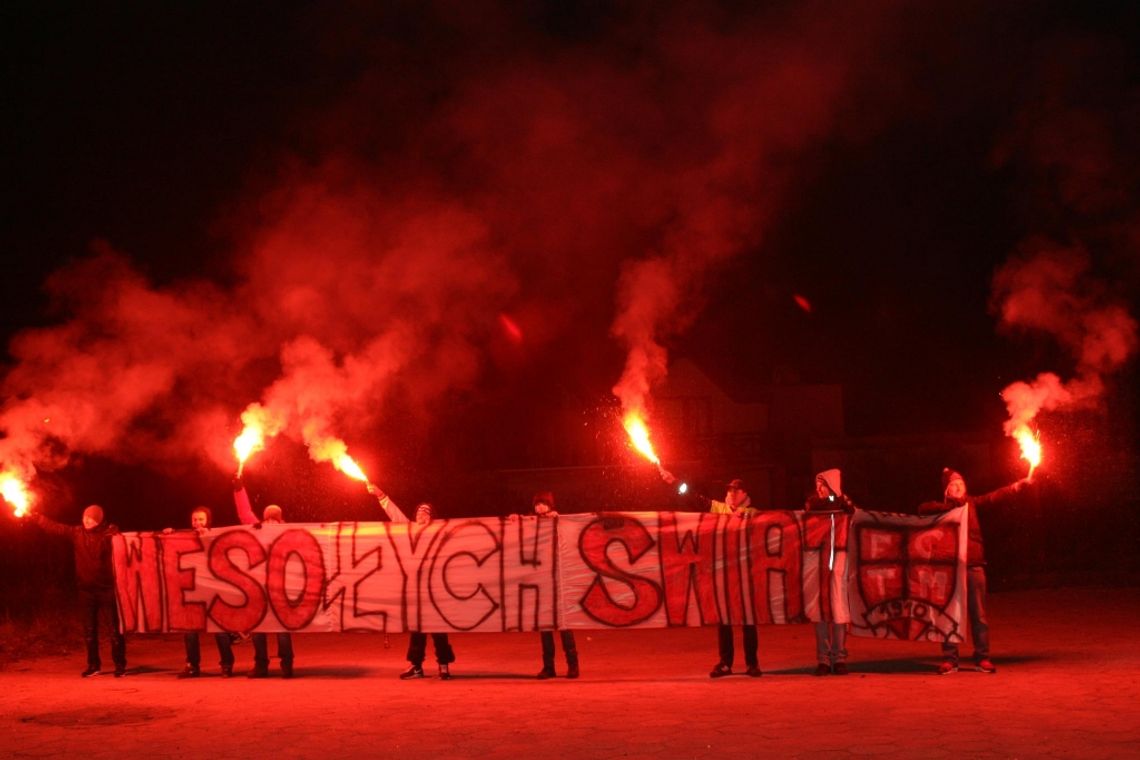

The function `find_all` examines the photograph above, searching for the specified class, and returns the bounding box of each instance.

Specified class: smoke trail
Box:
[990,29,1140,442]
[1,2,905,484]
[994,242,1137,435]
[608,3,896,420]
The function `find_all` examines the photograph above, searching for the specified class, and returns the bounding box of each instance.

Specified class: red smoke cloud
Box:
[990,30,1139,445]
[994,242,1138,435]
[0,245,259,478]
[608,3,895,418]
[0,3,971,487]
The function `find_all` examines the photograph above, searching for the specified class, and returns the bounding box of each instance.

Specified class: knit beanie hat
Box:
[415,502,434,520]
[82,504,104,525]
[815,469,842,497]
[533,491,555,510]
[942,468,965,492]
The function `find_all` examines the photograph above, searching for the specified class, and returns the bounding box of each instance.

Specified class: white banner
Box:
[114,509,965,640]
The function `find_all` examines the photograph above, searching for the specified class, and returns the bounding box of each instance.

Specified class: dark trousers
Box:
[540,630,579,669]
[942,565,990,664]
[80,588,126,670]
[407,632,455,666]
[252,633,294,668]
[717,624,758,669]
[184,633,234,669]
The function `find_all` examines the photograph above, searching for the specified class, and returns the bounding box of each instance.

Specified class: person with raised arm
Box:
[919,467,1030,675]
[28,504,127,677]
[232,477,295,678]
[661,470,762,678]
[370,486,457,681]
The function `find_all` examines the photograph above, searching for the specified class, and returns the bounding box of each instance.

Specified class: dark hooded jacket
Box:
[804,468,855,514]
[33,513,120,590]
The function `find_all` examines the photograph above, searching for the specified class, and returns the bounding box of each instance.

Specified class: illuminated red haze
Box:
[498,313,523,344]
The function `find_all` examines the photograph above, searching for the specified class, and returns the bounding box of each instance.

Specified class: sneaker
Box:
[745,666,763,678]
[438,664,452,681]
[813,663,831,676]
[975,659,997,674]
[113,667,127,678]
[247,666,269,679]
[80,666,101,678]
[832,662,849,676]
[399,665,425,680]
[709,663,732,678]
[221,665,233,678]
[566,663,580,679]
[536,667,556,680]
[937,661,958,675]
[177,665,200,679]
[281,663,294,679]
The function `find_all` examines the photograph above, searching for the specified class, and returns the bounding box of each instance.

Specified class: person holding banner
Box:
[168,506,235,678]
[919,467,1029,675]
[233,478,295,678]
[707,479,762,677]
[530,491,579,680]
[28,504,127,678]
[663,471,763,679]
[804,469,855,676]
[373,492,458,681]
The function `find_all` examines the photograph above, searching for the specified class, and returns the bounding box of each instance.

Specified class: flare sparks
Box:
[1013,425,1042,479]
[334,453,368,483]
[623,412,661,466]
[233,425,265,478]
[0,470,33,518]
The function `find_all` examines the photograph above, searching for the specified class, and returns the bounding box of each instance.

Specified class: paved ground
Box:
[2,586,1139,758]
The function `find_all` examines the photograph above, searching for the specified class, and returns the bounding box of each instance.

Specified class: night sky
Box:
[2,2,1138,525]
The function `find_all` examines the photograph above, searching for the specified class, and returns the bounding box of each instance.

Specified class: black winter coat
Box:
[918,481,1026,566]
[33,513,119,591]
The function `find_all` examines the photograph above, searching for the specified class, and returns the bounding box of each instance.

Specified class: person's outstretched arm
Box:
[30,511,75,538]
[368,484,408,523]
[232,478,257,525]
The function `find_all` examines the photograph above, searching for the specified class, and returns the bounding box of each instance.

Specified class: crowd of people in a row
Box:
[661,466,1029,678]
[21,466,1028,680]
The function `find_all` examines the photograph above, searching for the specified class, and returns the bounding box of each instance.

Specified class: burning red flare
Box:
[793,294,813,313]
[310,436,372,484]
[233,403,284,477]
[623,412,661,466]
[233,424,264,477]
[335,453,368,483]
[1,470,33,518]
[1013,425,1042,479]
